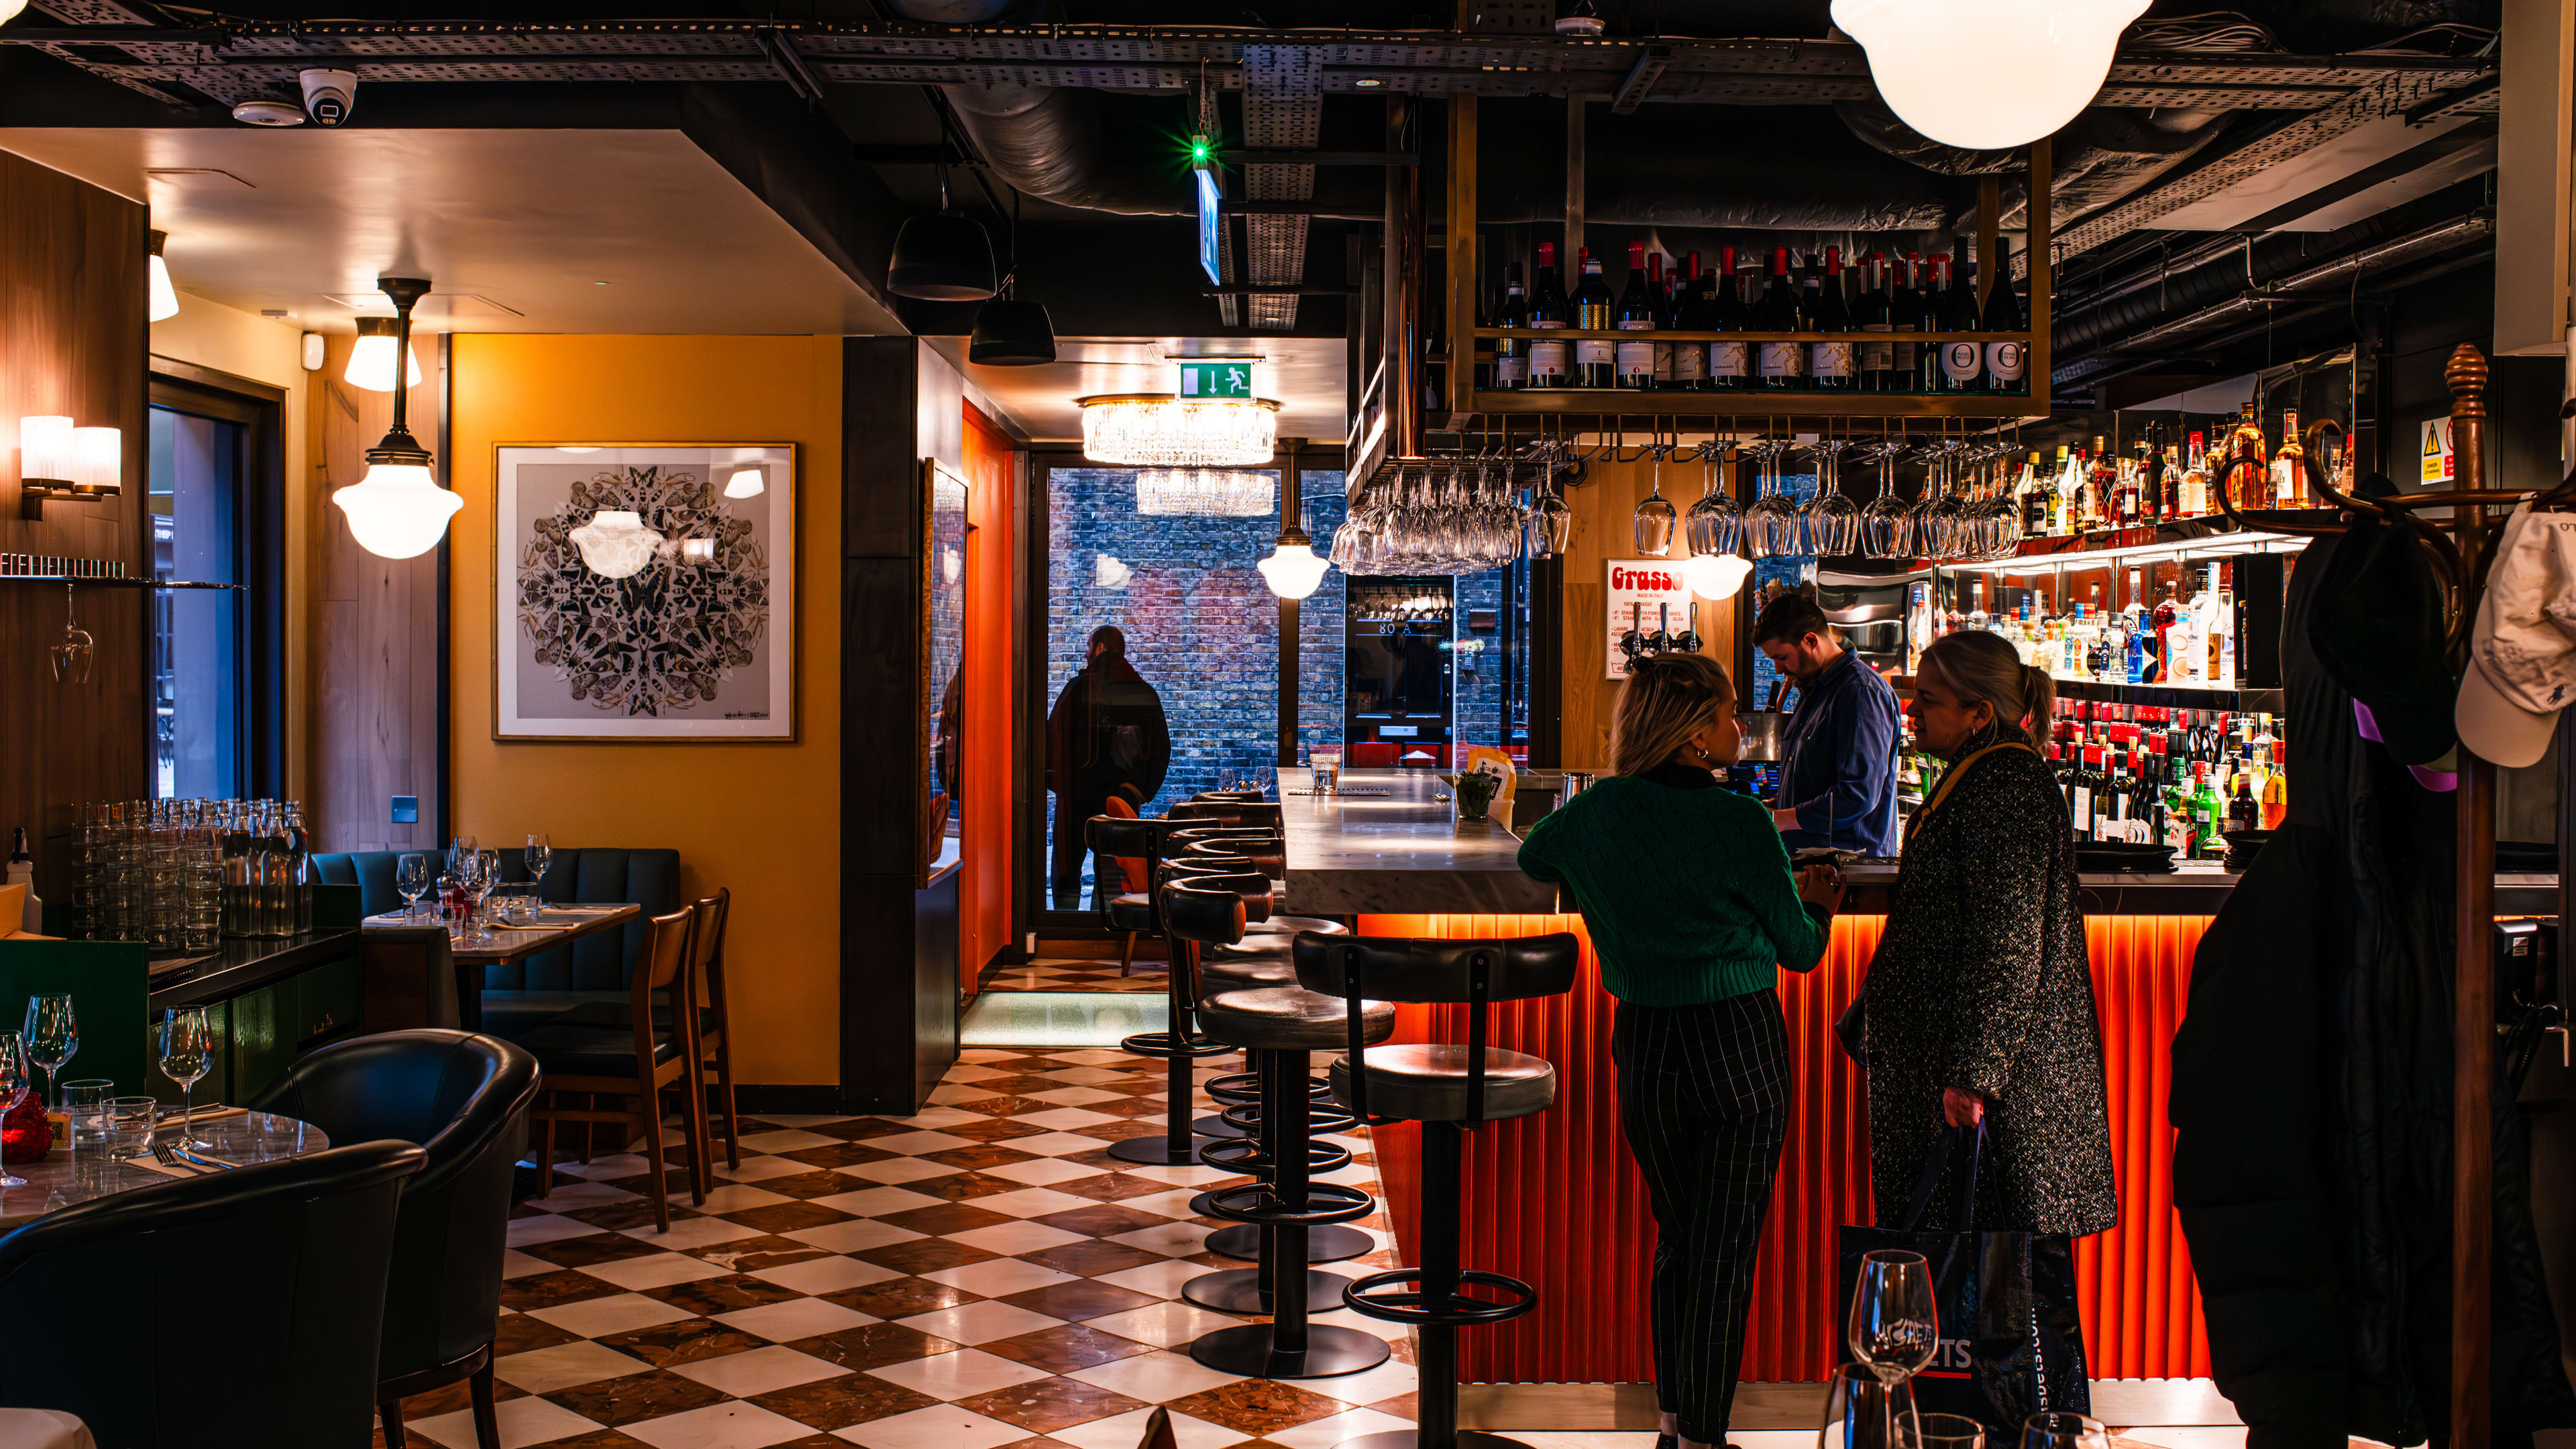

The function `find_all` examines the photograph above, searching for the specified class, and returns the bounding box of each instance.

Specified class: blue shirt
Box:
[1770,649,1902,855]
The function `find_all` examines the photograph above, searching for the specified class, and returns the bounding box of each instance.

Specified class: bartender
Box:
[1752,593,1902,855]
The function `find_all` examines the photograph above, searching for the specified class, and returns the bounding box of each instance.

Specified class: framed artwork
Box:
[922,458,969,883]
[494,443,797,741]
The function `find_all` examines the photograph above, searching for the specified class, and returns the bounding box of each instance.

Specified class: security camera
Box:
[299,69,358,127]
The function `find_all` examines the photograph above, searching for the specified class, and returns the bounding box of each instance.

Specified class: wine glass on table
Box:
[158,1006,217,1149]
[525,834,552,904]
[1819,1362,1918,1449]
[1847,1249,1938,1446]
[474,849,502,942]
[22,996,76,1115]
[0,1033,30,1189]
[396,853,432,923]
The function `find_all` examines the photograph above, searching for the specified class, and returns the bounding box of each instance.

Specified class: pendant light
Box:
[331,277,460,560]
[1831,0,2147,151]
[887,163,997,302]
[146,231,178,322]
[969,190,1054,364]
[345,316,423,392]
[1682,552,1752,600]
[1258,530,1332,599]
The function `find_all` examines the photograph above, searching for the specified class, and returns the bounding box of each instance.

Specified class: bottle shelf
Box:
[1917,521,2314,572]
[1892,673,2286,714]
[1464,388,2043,419]
[1473,328,2035,344]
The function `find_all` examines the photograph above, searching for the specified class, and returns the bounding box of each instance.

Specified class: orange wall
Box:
[447,334,843,1085]
[959,402,1016,991]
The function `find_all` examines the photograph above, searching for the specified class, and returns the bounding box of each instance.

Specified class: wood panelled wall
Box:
[1557,453,1741,770]
[308,333,443,854]
[1,153,150,903]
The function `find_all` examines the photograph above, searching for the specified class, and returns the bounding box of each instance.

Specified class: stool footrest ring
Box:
[1340,1267,1538,1327]
[1118,1031,1234,1059]
[1203,1180,1375,1228]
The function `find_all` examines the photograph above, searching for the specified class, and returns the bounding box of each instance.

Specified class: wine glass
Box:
[0,1032,29,1189]
[22,995,76,1112]
[2019,1413,2112,1449]
[396,853,432,922]
[1917,1413,1986,1449]
[1819,1361,1919,1449]
[1847,1249,1939,1387]
[446,835,477,877]
[473,849,502,942]
[158,1006,217,1149]
[524,834,553,897]
[1682,445,1743,559]
[1801,438,1863,558]
[1633,447,1678,557]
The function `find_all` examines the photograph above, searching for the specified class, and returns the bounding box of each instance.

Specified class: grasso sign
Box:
[1605,560,1693,680]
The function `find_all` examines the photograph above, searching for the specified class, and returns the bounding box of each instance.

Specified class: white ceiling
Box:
[925,335,1348,447]
[0,127,904,337]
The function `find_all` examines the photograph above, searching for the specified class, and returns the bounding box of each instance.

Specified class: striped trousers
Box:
[1612,989,1792,1444]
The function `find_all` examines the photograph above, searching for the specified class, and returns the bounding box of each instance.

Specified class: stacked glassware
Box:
[66,798,310,951]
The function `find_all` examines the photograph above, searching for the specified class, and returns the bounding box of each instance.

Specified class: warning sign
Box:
[2421,417,2454,484]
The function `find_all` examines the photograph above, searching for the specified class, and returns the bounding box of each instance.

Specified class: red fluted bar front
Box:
[1356,911,2215,1384]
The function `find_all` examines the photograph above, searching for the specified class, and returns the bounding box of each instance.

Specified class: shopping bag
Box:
[1837,1124,2092,1429]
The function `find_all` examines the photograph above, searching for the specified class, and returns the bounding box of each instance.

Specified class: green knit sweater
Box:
[1517,771,1830,1006]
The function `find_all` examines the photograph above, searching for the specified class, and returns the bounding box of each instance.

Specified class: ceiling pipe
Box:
[2109,211,2493,354]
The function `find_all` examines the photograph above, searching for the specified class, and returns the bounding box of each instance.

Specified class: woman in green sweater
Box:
[1518,653,1841,1449]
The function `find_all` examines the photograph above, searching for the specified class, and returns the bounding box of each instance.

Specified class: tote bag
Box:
[1837,1124,2091,1428]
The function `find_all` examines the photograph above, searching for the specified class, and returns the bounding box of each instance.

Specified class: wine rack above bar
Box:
[1440,94,2055,427]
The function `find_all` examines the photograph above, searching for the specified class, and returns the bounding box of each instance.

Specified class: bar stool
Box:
[1295,930,1581,1449]
[1162,881,1394,1379]
[1087,814,1231,1166]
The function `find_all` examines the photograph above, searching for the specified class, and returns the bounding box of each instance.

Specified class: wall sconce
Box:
[148,231,179,322]
[18,415,123,520]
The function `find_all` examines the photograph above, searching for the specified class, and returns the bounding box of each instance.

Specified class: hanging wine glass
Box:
[1682,442,1742,559]
[1529,462,1574,559]
[1632,443,1678,557]
[50,582,93,685]
[1859,437,1915,560]
[1743,437,1805,558]
[1801,435,1863,559]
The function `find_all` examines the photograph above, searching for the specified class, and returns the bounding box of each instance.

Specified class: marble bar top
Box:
[1279,768,1563,915]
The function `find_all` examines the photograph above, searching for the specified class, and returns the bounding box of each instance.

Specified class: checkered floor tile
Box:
[384,1047,1414,1449]
[980,958,1168,995]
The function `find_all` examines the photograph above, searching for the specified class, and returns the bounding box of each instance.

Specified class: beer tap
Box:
[1674,602,1703,655]
[1617,603,1647,673]
[1646,602,1673,657]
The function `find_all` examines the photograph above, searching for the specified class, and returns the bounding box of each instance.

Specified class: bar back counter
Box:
[1283,768,2559,1390]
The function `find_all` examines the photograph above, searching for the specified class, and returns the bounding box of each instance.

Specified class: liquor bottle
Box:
[1981,236,2026,393]
[1856,252,1896,392]
[1526,241,1569,390]
[1614,241,1657,391]
[2189,762,2224,858]
[2179,432,2208,517]
[2052,445,2080,535]
[2225,402,2269,511]
[2271,409,2305,507]
[2139,428,2169,522]
[1709,246,1753,391]
[1571,248,1615,388]
[2019,451,2051,537]
[2133,751,2168,847]
[2259,745,2289,828]
[2123,568,2150,682]
[1756,246,1806,389]
[2226,757,2260,834]
[1652,253,1680,389]
[2207,578,2236,688]
[2100,751,2135,843]
[1935,244,1984,391]
[2113,453,2143,525]
[1491,266,1528,391]
[2069,745,2101,839]
[2088,439,2118,529]
[5,826,34,934]
[1894,252,1926,387]
[2150,579,2182,684]
[1672,252,1711,390]
[1809,246,1855,390]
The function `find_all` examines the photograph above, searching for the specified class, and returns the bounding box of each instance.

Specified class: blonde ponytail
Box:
[1919,631,2051,748]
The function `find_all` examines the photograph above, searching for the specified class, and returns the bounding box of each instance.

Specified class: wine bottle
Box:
[1672,252,1711,390]
[1709,246,1752,390]
[1526,241,1568,390]
[1981,236,2026,393]
[1614,241,1656,392]
[1756,245,1805,390]
[1935,244,1984,391]
[2019,451,2050,537]
[1809,246,1854,390]
[1856,251,1895,392]
[1894,252,1926,388]
[1651,252,1678,390]
[1572,248,1615,388]
[1491,266,1528,391]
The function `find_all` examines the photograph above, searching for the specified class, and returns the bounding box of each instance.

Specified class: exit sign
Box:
[1177,361,1252,399]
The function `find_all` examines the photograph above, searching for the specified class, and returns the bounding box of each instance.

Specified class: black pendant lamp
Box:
[888,164,997,302]
[969,294,1055,365]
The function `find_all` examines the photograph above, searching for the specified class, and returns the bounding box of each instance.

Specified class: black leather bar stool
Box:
[1087,814,1230,1165]
[1162,881,1393,1379]
[1297,930,1580,1449]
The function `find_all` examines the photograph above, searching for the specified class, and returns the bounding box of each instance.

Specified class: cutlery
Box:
[150,1141,208,1174]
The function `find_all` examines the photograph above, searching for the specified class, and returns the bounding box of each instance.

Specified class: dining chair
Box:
[562,890,735,1194]
[248,1030,541,1449]
[0,1140,425,1449]
[513,906,710,1230]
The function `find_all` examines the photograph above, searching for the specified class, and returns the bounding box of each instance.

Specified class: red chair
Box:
[1349,741,1401,769]
[1103,798,1152,975]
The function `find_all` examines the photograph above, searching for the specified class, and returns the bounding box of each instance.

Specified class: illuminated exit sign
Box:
[1177,361,1252,398]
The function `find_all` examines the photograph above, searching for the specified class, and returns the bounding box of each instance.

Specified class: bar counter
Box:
[1284,770,2553,1388]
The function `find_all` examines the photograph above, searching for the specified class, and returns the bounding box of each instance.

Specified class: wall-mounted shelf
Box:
[0,575,242,590]
[1472,329,2035,344]
[1464,389,2045,419]
[1891,673,2286,714]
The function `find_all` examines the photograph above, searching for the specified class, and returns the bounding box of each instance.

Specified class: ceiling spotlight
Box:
[331,277,460,560]
[1831,0,2149,150]
[147,231,178,322]
[345,316,423,392]
[231,99,307,126]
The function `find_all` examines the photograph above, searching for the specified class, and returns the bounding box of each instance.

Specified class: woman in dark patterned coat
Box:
[1865,630,2116,1236]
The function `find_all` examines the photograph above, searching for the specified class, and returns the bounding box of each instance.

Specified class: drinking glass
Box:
[1847,1249,1939,1387]
[1819,1362,1918,1449]
[1633,450,1678,556]
[23,995,77,1111]
[0,1033,30,1188]
[1309,748,1342,796]
[2019,1413,2112,1449]
[62,1079,111,1153]
[474,849,502,938]
[103,1097,155,1160]
[446,835,478,881]
[1917,1413,1986,1449]
[396,853,432,922]
[158,1006,217,1149]
[524,834,553,896]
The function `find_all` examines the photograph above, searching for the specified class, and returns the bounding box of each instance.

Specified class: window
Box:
[146,372,284,801]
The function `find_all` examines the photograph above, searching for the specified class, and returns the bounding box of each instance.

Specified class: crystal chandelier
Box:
[1135,468,1275,518]
[1079,394,1279,468]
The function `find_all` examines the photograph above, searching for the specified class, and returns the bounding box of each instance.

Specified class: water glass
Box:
[62,1079,113,1152]
[2019,1414,2112,1449]
[1309,749,1342,796]
[1847,1248,1939,1385]
[103,1096,155,1161]
[251,1113,308,1162]
[1917,1413,1986,1449]
[1819,1362,1918,1449]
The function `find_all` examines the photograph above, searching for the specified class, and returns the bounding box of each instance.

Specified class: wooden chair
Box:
[516,906,710,1231]
[690,889,739,1185]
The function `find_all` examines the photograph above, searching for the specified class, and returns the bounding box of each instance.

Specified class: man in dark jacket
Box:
[1755,592,1902,856]
[1046,626,1172,909]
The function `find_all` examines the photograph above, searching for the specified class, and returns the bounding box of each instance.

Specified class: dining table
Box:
[0,1110,331,1231]
[361,903,641,1031]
